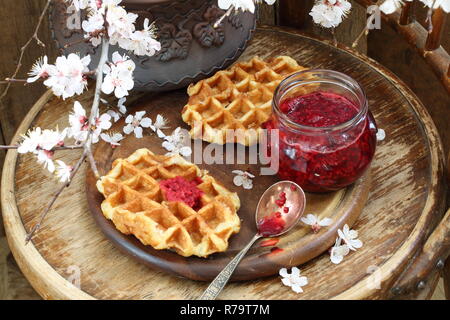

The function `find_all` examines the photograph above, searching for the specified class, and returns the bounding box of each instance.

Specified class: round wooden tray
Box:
[85,90,371,282]
[1,27,445,299]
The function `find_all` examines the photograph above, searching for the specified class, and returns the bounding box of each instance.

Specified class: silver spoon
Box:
[198,181,306,300]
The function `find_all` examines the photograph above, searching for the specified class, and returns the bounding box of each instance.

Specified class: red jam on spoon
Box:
[257,211,286,237]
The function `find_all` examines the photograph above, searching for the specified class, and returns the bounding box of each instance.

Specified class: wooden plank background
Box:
[0,0,448,300]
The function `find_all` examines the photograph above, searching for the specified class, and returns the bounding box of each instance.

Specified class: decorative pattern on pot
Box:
[50,0,257,92]
[193,6,226,48]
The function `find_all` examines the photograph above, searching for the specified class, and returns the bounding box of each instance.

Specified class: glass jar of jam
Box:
[265,70,377,193]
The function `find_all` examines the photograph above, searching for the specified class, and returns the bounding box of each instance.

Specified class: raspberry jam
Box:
[159,176,204,209]
[280,92,358,127]
[257,211,286,237]
[268,70,377,192]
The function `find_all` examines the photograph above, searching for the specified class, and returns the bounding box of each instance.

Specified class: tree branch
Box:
[24,39,110,243]
[25,148,88,243]
[0,0,52,102]
[214,5,234,28]
[0,78,28,84]
[62,29,106,50]
[0,144,84,150]
[84,38,110,179]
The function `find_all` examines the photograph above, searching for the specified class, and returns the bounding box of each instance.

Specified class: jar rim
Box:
[272,69,368,132]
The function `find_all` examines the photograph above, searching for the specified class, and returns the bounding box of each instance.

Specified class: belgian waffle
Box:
[96,148,241,258]
[182,56,308,146]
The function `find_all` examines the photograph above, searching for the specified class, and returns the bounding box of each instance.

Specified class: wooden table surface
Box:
[1,27,446,300]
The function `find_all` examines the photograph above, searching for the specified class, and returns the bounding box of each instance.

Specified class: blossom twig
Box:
[214,5,235,28]
[0,78,28,84]
[84,38,110,179]
[330,27,338,46]
[0,0,51,103]
[0,144,84,150]
[62,31,106,50]
[25,148,88,243]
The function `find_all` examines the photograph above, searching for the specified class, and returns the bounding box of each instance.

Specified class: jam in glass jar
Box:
[265,70,377,192]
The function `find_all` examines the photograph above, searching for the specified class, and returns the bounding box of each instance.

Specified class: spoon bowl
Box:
[256,181,306,237]
[199,181,306,300]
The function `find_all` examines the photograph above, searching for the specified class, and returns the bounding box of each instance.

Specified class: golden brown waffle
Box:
[96,148,241,258]
[182,56,308,146]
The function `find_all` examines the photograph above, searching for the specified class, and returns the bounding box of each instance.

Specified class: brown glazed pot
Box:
[50,0,257,91]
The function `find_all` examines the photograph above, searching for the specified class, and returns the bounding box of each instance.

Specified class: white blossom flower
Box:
[118,18,161,57]
[18,127,67,155]
[18,128,43,154]
[101,0,123,7]
[82,12,105,47]
[419,0,450,13]
[100,132,124,147]
[43,53,91,100]
[68,101,112,143]
[218,0,256,13]
[104,97,127,122]
[232,170,255,190]
[301,214,333,233]
[91,113,112,143]
[162,127,192,157]
[55,160,73,182]
[68,101,89,143]
[376,128,386,141]
[106,4,137,44]
[330,237,350,264]
[117,97,127,114]
[80,0,160,56]
[152,115,169,130]
[66,0,91,11]
[279,267,308,293]
[338,224,363,251]
[39,128,68,151]
[149,114,168,138]
[27,56,56,83]
[379,0,413,14]
[309,0,352,28]
[218,0,276,13]
[36,149,55,173]
[123,111,152,138]
[107,110,121,122]
[101,52,135,98]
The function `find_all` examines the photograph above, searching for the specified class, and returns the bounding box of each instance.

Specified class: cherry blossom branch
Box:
[214,5,234,28]
[85,38,110,179]
[61,30,106,50]
[0,144,84,150]
[352,15,376,48]
[330,28,338,47]
[25,148,88,243]
[0,78,28,84]
[0,0,51,102]
[1,70,96,85]
[24,39,110,243]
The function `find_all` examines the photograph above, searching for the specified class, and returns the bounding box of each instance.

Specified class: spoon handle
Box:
[198,234,261,300]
